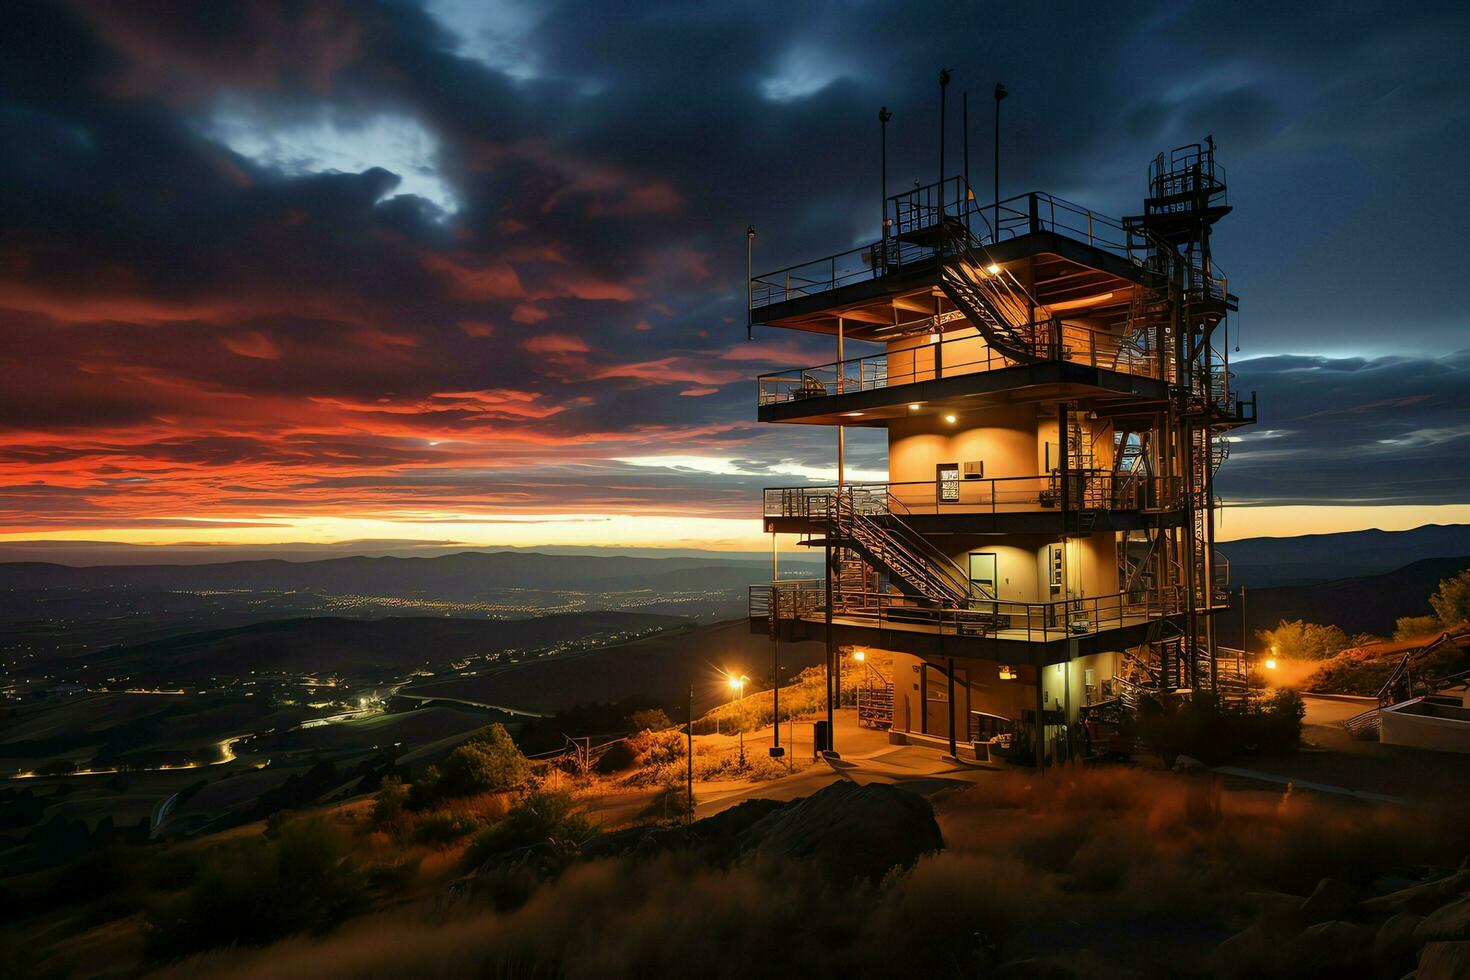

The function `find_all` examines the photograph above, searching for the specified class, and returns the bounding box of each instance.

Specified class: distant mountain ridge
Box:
[1218,524,1470,587]
[0,550,818,600]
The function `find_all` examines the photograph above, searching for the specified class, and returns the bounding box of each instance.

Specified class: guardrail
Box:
[750,581,1174,644]
[749,182,1142,313]
[756,319,1156,406]
[763,473,1180,519]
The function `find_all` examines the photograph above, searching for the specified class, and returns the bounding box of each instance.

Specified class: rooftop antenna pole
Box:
[879,107,892,247]
[962,90,971,236]
[938,68,952,193]
[745,225,756,340]
[994,81,1007,240]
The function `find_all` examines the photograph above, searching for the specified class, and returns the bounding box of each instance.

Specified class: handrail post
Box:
[1029,193,1039,235]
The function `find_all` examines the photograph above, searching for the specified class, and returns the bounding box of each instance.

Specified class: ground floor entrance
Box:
[878,648,1122,765]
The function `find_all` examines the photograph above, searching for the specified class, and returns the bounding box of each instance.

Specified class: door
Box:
[968,552,998,599]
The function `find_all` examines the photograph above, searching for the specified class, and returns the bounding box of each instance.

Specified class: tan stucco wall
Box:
[887,403,1039,486]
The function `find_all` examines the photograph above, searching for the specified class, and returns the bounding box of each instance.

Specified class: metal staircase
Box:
[825,491,972,608]
[934,227,1048,365]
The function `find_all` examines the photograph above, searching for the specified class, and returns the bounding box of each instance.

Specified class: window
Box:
[937,463,960,503]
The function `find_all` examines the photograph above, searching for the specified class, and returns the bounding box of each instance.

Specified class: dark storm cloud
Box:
[1221,351,1470,506]
[0,0,1466,532]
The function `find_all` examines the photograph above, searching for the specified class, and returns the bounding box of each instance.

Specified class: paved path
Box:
[1211,695,1470,805]
[691,708,998,818]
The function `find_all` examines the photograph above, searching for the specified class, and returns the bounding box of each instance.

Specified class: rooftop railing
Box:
[749,180,1142,312]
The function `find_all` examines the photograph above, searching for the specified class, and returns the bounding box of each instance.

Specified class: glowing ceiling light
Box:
[908,403,921,410]
[944,414,957,424]
[986,263,1001,275]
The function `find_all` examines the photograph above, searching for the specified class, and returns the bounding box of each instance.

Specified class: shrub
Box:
[461,791,595,868]
[1255,619,1349,660]
[412,811,480,846]
[437,725,529,798]
[626,708,672,732]
[146,816,368,959]
[371,777,410,826]
[1394,614,1443,641]
[1135,691,1303,767]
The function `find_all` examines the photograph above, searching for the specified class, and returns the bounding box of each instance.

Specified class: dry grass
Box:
[151,767,1470,979]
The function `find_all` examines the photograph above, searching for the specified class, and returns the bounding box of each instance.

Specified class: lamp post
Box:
[745,225,756,340]
[728,673,749,766]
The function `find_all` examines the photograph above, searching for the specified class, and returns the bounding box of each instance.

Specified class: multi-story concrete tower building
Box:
[748,139,1255,766]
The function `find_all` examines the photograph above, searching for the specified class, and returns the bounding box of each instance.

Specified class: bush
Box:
[1136,691,1304,767]
[146,816,368,959]
[412,811,480,846]
[1394,614,1442,641]
[626,708,672,732]
[461,791,595,868]
[1255,620,1349,660]
[437,725,529,797]
[371,777,410,826]
[410,725,528,808]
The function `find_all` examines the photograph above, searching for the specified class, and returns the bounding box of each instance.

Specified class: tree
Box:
[1255,620,1349,660]
[436,724,529,798]
[1428,569,1470,629]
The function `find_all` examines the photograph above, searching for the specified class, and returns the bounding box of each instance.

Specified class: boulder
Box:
[1373,911,1424,969]
[1301,877,1360,925]
[1283,920,1371,973]
[747,780,943,884]
[1415,894,1470,945]
[1217,920,1280,977]
[991,959,1078,979]
[1243,890,1307,938]
[1362,867,1470,916]
[1419,941,1470,980]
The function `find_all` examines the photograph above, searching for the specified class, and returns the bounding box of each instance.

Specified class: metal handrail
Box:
[755,319,1157,407]
[750,185,1142,312]
[753,581,1172,643]
[763,473,1183,518]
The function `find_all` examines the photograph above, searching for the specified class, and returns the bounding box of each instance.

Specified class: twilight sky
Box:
[1,0,1468,555]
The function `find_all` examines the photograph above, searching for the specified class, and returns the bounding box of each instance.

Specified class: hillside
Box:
[1218,523,1470,587]
[405,618,827,718]
[77,611,690,686]
[1218,554,1470,645]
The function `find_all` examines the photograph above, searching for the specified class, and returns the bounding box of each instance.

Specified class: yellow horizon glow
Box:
[2,503,1469,551]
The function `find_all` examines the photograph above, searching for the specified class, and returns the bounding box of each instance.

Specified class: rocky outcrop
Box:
[746,781,943,884]
[1216,864,1470,979]
[462,781,944,904]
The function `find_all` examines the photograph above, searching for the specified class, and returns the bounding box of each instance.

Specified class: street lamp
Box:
[728,673,749,765]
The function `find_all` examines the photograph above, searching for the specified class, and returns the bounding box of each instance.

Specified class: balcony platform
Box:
[751,227,1152,335]
[757,611,1161,667]
[759,359,1169,426]
[764,508,1187,536]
